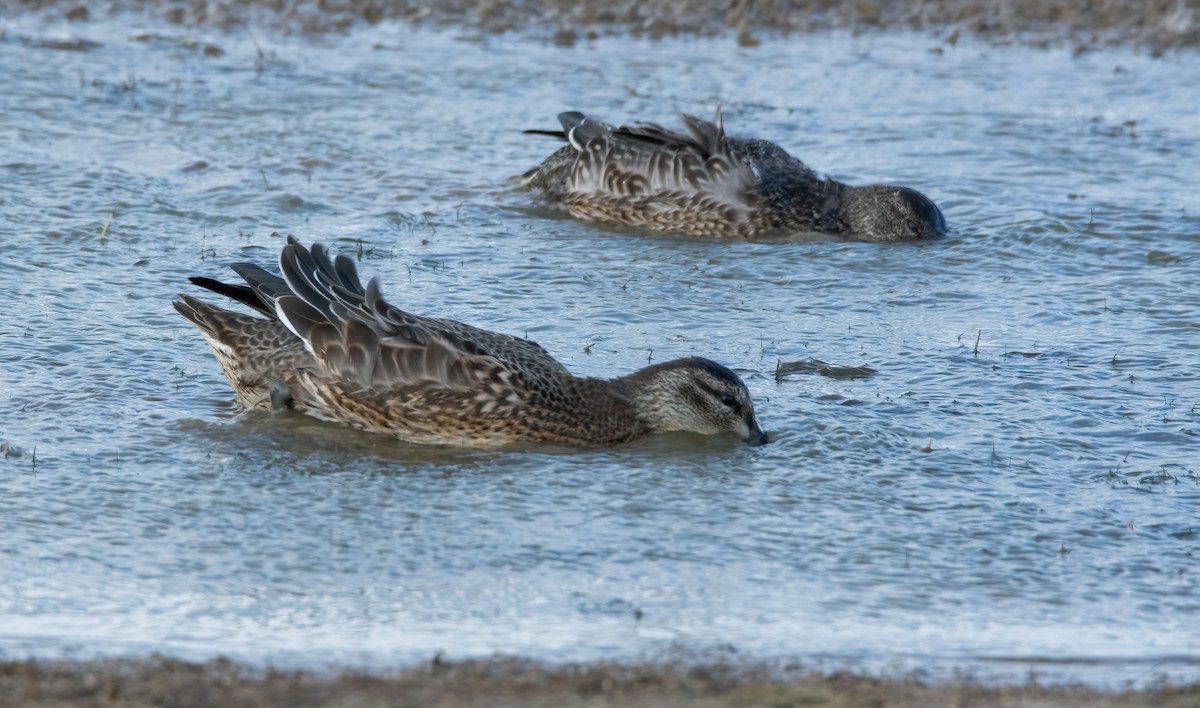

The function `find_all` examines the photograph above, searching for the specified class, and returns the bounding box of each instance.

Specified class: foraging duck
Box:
[175,237,768,448]
[522,110,947,241]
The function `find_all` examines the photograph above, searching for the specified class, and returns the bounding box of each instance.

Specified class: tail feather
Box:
[523,111,590,143]
[522,128,567,140]
[230,263,292,303]
[173,293,265,345]
[186,276,274,318]
[173,294,221,336]
[177,235,387,368]
[173,292,310,410]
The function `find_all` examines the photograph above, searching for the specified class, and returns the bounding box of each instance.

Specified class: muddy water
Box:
[0,14,1197,686]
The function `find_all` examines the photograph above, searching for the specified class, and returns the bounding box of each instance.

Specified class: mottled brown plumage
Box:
[521,110,947,241]
[175,237,768,448]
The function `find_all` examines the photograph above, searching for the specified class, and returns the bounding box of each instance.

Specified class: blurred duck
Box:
[522,110,947,241]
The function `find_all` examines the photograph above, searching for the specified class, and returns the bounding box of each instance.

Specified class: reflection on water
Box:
[0,15,1197,686]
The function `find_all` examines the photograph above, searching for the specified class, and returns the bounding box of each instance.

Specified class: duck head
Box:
[842,185,947,241]
[626,357,768,445]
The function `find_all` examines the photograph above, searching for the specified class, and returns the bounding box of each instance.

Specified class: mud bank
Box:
[3,656,1199,707]
[13,0,1200,47]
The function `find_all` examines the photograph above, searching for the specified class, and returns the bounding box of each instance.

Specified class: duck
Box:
[174,237,769,448]
[521,110,947,241]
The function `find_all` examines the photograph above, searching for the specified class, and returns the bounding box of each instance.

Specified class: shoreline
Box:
[8,0,1199,49]
[3,654,1199,707]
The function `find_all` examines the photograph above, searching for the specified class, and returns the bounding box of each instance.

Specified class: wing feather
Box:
[265,237,568,393]
[181,237,572,419]
[550,109,759,230]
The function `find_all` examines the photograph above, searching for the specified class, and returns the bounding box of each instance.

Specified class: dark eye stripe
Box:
[697,381,745,411]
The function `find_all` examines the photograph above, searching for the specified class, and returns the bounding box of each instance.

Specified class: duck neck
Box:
[529,374,651,446]
[763,169,853,235]
[605,360,699,435]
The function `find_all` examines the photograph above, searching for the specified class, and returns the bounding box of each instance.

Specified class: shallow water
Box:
[0,14,1197,687]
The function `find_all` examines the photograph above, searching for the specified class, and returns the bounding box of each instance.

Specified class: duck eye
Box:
[720,393,737,408]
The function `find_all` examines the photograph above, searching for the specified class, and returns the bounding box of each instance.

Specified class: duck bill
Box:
[744,426,770,446]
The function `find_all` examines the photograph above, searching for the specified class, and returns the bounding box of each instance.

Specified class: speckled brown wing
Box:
[551,111,760,236]
[339,276,570,385]
[274,238,567,397]
[303,315,517,393]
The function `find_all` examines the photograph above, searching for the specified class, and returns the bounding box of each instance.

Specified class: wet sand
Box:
[18,0,1200,47]
[3,655,1199,707]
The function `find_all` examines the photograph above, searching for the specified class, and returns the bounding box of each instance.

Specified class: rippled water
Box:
[1,13,1197,686]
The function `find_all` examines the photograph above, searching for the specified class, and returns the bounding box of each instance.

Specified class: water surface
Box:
[0,15,1197,686]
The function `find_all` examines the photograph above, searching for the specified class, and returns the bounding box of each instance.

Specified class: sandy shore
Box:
[14,0,1200,47]
[2,655,1198,707]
